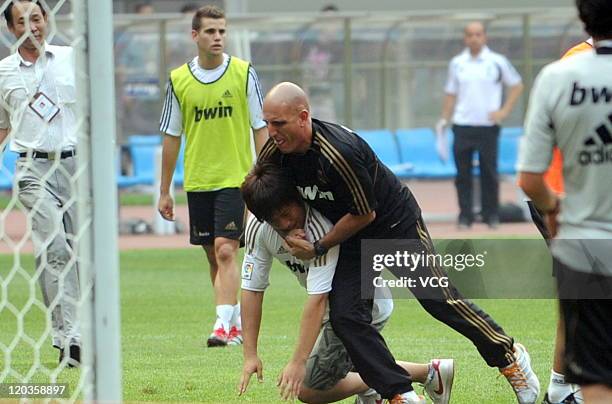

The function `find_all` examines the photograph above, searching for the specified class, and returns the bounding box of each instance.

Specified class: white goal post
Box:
[0,0,121,401]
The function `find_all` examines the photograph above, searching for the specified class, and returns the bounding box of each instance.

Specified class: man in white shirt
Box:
[518,0,612,402]
[0,0,80,367]
[237,163,454,404]
[438,21,523,229]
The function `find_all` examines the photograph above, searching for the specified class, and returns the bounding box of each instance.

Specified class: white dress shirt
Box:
[445,46,522,126]
[0,43,77,153]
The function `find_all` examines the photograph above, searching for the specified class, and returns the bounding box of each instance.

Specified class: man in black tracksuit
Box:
[258,82,539,403]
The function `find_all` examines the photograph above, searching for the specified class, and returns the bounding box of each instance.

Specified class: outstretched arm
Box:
[238,289,265,395]
[277,293,328,401]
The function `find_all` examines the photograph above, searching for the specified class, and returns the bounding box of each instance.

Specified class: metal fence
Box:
[1,8,586,143]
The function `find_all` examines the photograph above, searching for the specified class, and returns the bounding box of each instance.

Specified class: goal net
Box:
[0,0,121,401]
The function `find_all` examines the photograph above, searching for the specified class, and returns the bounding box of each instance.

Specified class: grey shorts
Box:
[304,319,386,391]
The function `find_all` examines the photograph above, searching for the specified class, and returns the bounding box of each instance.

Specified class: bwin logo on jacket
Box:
[298,185,335,201]
[579,114,612,166]
[194,102,233,122]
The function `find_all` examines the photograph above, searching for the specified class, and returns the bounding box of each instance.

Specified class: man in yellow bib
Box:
[158,5,268,347]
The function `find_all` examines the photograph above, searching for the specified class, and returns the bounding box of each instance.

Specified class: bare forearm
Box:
[241,290,264,358]
[253,127,269,157]
[518,172,558,212]
[160,134,181,194]
[441,94,456,121]
[0,128,9,148]
[319,211,375,250]
[501,83,524,115]
[292,294,327,363]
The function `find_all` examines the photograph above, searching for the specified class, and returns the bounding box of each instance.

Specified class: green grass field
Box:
[0,192,187,210]
[0,248,556,403]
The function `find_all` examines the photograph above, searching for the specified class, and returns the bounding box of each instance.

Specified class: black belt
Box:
[19,150,76,160]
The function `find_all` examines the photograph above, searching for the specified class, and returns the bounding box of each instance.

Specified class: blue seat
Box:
[0,150,19,191]
[498,131,520,175]
[501,126,523,138]
[357,130,411,176]
[396,128,456,179]
[128,134,162,186]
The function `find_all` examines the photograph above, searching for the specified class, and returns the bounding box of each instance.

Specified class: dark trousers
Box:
[328,216,515,399]
[555,259,612,386]
[452,125,500,223]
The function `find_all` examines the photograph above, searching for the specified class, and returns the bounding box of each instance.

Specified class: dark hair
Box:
[181,3,200,14]
[134,2,153,13]
[321,4,339,12]
[576,0,612,39]
[3,0,47,28]
[241,163,303,223]
[192,5,225,31]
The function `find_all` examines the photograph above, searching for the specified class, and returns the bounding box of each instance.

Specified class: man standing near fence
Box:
[158,5,268,347]
[437,21,523,229]
[0,0,80,366]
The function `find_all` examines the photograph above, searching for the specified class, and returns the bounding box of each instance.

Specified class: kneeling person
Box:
[237,163,454,404]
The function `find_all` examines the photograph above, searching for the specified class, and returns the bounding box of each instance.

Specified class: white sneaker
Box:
[500,343,540,404]
[424,359,454,404]
[386,392,426,404]
[542,384,583,403]
[227,326,243,346]
[354,388,383,404]
[572,384,584,403]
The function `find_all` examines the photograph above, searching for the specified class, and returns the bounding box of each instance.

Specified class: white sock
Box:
[547,370,572,402]
[215,305,234,332]
[400,390,420,400]
[231,303,241,330]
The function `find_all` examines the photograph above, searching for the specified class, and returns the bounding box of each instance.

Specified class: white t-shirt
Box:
[159,53,266,136]
[444,46,522,126]
[518,46,612,274]
[0,44,77,152]
[241,206,393,324]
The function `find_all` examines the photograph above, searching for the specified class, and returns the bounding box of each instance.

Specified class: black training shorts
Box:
[555,259,612,387]
[187,188,246,246]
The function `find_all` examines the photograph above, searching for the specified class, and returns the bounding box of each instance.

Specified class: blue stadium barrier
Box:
[357,130,413,176]
[0,150,19,191]
[396,128,456,178]
[128,134,162,186]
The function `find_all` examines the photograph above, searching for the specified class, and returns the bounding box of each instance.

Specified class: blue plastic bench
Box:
[357,130,413,176]
[128,134,162,186]
[396,128,456,179]
[498,127,522,175]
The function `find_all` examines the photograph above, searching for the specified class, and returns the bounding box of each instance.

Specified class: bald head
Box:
[464,21,485,35]
[464,21,487,55]
[264,82,310,114]
[263,82,314,154]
